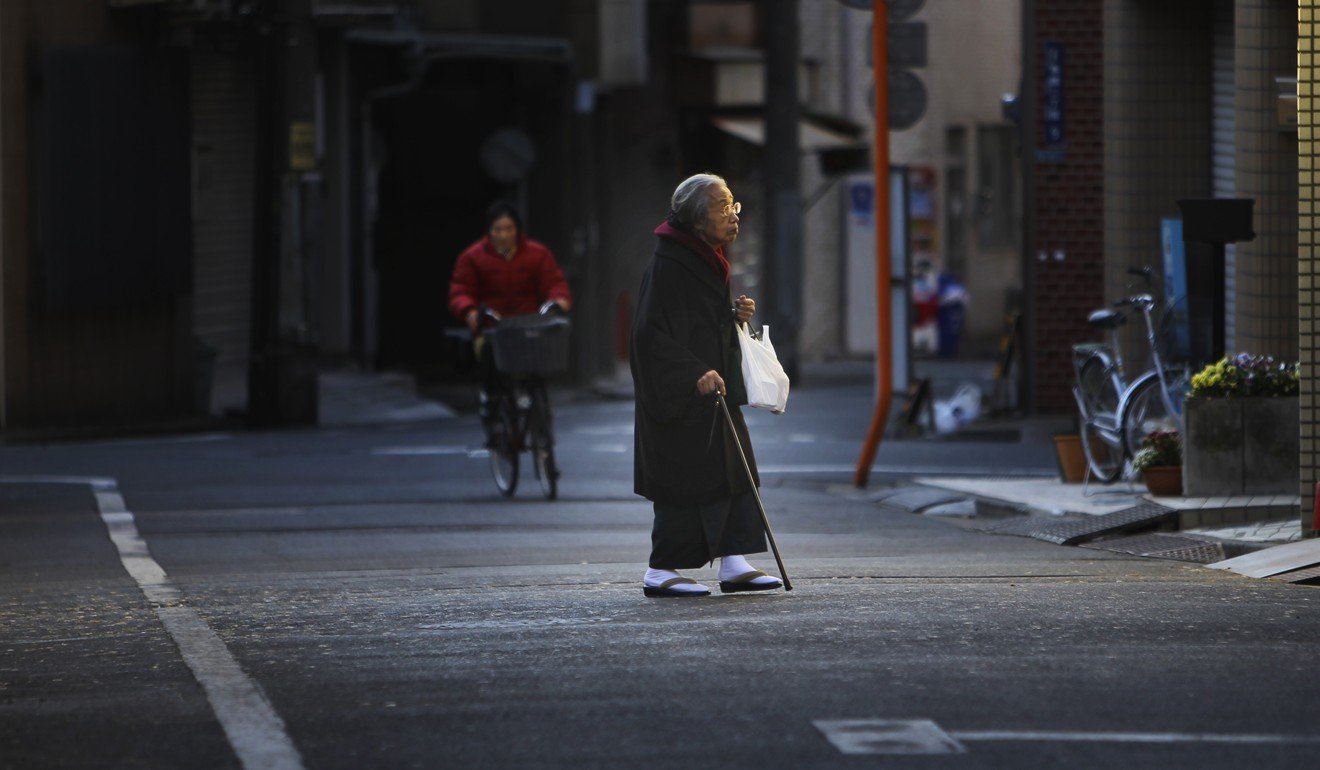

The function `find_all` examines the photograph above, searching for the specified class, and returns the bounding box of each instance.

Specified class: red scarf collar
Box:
[654,221,730,285]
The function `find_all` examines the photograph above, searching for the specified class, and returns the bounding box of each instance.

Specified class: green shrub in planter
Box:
[1131,430,1182,473]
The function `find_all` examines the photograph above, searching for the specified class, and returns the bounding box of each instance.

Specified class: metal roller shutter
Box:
[1211,0,1235,351]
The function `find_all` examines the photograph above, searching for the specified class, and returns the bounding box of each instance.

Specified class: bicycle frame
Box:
[473,302,566,499]
[1139,300,1184,430]
[1072,269,1189,484]
[1120,295,1185,432]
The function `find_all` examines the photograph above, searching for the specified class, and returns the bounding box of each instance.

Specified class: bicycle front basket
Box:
[485,315,571,375]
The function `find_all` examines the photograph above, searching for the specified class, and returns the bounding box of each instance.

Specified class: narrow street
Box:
[3,381,1317,769]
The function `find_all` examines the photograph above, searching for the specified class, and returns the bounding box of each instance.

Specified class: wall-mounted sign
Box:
[887,69,927,130]
[289,122,316,171]
[888,22,927,68]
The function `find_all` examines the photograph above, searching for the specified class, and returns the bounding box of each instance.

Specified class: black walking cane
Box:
[714,393,793,591]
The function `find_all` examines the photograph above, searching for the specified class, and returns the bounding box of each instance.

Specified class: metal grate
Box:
[1028,502,1177,545]
[972,514,1082,537]
[1081,533,1226,564]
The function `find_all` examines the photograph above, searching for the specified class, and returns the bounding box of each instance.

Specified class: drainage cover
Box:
[1029,502,1176,546]
[1080,533,1226,564]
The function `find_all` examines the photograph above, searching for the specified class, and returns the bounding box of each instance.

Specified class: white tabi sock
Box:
[719,555,781,585]
[644,568,709,593]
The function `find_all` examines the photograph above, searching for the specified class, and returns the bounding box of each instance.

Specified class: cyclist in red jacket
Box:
[449,201,572,425]
[449,201,572,333]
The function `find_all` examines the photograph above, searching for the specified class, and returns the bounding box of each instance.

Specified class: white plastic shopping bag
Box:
[737,322,791,413]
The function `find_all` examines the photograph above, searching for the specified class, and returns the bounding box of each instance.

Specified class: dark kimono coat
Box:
[631,235,760,506]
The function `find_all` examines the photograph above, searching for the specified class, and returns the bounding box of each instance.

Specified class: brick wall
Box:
[1300,0,1317,536]
[1033,1,1106,413]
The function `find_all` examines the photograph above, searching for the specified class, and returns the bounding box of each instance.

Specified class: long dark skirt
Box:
[649,490,767,569]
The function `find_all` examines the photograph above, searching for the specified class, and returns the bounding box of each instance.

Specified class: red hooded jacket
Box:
[448,234,572,322]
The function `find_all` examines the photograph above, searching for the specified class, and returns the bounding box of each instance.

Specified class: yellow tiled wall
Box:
[1299,0,1317,535]
[1235,0,1299,358]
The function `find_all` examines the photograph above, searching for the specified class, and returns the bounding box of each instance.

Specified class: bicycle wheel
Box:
[529,382,559,500]
[487,398,519,497]
[1078,353,1122,417]
[1121,367,1187,458]
[1079,417,1125,483]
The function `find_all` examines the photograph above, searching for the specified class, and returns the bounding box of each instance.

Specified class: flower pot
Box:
[1143,465,1183,497]
[1053,434,1086,484]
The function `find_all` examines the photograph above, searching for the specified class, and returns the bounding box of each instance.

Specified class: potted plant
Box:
[1183,353,1299,496]
[1132,429,1183,496]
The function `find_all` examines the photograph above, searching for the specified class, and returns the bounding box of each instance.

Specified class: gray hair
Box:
[668,172,727,230]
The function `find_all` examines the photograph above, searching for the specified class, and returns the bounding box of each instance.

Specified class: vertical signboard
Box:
[1161,218,1190,361]
[1045,41,1066,149]
[844,171,910,392]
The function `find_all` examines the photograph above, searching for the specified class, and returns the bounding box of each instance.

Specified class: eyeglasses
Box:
[717,201,742,220]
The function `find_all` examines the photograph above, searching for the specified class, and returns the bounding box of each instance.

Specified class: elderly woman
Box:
[630,173,784,597]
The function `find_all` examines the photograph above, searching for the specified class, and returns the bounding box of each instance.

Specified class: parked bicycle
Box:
[1072,267,1188,484]
[467,302,570,500]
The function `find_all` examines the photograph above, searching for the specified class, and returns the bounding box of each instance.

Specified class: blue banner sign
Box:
[1161,218,1191,361]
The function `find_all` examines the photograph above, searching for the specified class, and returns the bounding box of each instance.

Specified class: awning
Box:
[710,115,871,175]
[345,28,573,63]
[710,116,866,153]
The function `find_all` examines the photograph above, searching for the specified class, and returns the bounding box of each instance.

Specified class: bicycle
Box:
[1072,267,1189,484]
[468,303,570,500]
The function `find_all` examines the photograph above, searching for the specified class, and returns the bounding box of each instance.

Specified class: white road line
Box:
[815,719,1320,756]
[761,464,1054,476]
[371,445,474,456]
[5,477,305,770]
[573,424,633,436]
[951,730,1320,745]
[79,433,234,448]
[1,475,118,489]
[815,719,965,755]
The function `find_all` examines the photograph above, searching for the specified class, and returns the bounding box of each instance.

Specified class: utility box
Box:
[1179,198,1254,244]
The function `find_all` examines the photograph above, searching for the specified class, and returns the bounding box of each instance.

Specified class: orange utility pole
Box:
[853,0,891,487]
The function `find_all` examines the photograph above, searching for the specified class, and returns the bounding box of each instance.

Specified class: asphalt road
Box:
[2,383,1318,769]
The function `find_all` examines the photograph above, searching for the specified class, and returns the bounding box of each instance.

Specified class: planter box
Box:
[1183,396,1298,496]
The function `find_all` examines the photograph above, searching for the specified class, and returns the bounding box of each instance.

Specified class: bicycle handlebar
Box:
[538,300,568,317]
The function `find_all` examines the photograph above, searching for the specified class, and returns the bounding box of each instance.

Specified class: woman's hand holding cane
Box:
[696,369,726,396]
